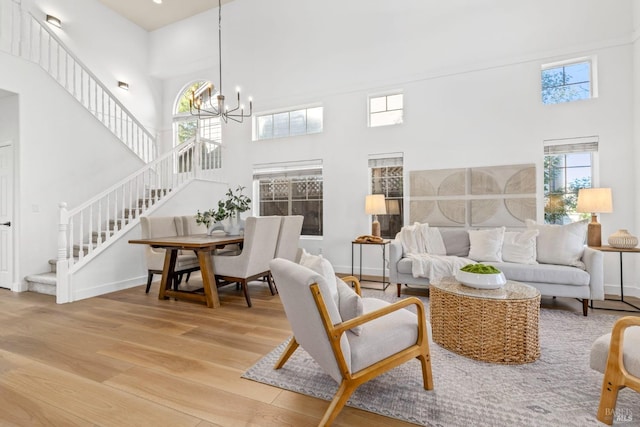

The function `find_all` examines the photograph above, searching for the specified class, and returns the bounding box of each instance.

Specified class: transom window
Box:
[369,93,403,127]
[541,59,593,105]
[254,106,323,141]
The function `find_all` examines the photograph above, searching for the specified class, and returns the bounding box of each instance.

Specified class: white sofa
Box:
[389,224,604,316]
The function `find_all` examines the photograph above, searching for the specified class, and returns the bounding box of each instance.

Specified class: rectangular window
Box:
[254,106,323,140]
[369,93,403,127]
[541,58,593,104]
[253,161,323,236]
[543,137,597,224]
[369,153,404,238]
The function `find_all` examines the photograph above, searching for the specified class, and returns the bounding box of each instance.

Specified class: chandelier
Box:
[189,0,252,123]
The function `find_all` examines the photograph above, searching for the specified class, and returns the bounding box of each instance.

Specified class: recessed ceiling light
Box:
[153,0,162,4]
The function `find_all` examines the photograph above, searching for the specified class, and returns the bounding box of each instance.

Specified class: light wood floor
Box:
[1,277,638,426]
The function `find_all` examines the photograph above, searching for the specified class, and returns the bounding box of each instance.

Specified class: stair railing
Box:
[0,0,156,162]
[57,138,225,273]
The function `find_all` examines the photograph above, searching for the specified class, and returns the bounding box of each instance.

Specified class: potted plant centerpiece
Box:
[195,186,251,235]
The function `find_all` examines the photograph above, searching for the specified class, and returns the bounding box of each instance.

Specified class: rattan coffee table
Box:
[430,277,541,364]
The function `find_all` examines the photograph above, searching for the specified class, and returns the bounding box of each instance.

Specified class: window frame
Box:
[252,161,324,237]
[543,137,599,224]
[369,153,404,238]
[252,104,323,141]
[368,91,404,128]
[541,56,597,105]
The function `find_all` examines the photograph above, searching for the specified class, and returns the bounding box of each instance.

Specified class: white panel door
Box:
[0,144,13,289]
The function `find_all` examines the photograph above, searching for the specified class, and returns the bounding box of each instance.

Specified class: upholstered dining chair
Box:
[212,216,281,307]
[274,215,304,261]
[590,316,640,425]
[140,216,200,293]
[269,258,434,426]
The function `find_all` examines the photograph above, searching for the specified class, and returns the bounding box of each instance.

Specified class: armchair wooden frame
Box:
[597,316,640,425]
[275,276,434,426]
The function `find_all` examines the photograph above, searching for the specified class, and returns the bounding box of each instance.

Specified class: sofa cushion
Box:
[502,229,539,265]
[487,261,590,286]
[468,227,505,262]
[397,257,415,275]
[423,226,446,255]
[525,219,587,268]
[440,228,470,257]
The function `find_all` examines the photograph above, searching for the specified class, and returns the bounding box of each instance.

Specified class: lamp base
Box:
[371,220,381,238]
[587,215,602,247]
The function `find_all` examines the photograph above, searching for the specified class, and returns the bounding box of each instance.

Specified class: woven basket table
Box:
[430,277,541,364]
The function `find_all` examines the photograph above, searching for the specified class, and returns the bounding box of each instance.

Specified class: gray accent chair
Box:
[269,258,434,426]
[590,316,640,424]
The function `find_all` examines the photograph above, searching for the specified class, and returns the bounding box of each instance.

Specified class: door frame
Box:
[0,140,17,291]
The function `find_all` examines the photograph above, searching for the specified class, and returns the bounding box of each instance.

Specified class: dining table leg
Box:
[158,249,178,300]
[198,250,221,308]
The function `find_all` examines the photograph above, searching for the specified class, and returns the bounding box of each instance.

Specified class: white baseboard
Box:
[604,283,640,299]
[72,276,146,302]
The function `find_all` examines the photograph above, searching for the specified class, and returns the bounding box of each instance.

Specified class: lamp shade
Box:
[365,194,387,215]
[576,188,613,213]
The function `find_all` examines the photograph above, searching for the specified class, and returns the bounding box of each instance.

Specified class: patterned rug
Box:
[242,290,640,426]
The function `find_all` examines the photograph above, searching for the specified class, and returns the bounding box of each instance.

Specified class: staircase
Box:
[0,0,156,163]
[24,188,169,295]
[3,0,227,302]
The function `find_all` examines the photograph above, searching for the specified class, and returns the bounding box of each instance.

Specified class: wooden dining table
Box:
[129,234,244,308]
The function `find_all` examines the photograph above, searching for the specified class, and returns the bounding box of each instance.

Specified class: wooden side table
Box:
[590,245,640,312]
[351,239,390,290]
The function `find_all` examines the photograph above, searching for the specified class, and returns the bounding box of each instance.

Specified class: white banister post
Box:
[194,138,201,179]
[56,201,71,304]
[57,201,68,261]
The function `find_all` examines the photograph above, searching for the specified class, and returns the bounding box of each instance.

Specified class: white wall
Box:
[24,0,161,135]
[0,52,145,286]
[148,0,639,296]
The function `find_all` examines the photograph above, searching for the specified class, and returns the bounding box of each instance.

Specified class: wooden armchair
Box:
[269,258,434,426]
[590,316,640,425]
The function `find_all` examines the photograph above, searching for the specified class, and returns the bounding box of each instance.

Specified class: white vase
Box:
[207,221,224,235]
[224,215,241,235]
[608,229,638,249]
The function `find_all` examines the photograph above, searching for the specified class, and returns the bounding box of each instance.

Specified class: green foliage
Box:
[543,155,591,224]
[461,264,501,274]
[194,186,252,228]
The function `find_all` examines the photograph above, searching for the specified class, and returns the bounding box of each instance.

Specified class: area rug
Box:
[242,290,640,426]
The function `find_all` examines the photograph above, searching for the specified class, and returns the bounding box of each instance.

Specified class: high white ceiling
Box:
[97,0,233,31]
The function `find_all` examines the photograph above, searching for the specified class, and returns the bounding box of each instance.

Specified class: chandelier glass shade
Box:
[189,0,252,123]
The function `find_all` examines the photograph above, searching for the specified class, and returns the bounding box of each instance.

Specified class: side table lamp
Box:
[365,194,387,238]
[576,188,612,247]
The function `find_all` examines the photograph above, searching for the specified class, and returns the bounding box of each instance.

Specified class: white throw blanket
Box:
[407,253,474,280]
[399,223,474,280]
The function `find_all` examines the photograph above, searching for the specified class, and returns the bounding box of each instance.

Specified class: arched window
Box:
[173,81,222,171]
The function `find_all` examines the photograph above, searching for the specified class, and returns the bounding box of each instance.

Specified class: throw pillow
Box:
[299,249,339,307]
[525,219,588,268]
[502,229,539,264]
[336,278,364,335]
[421,226,447,255]
[468,227,505,262]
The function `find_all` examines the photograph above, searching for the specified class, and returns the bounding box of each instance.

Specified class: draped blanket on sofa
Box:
[398,223,474,281]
